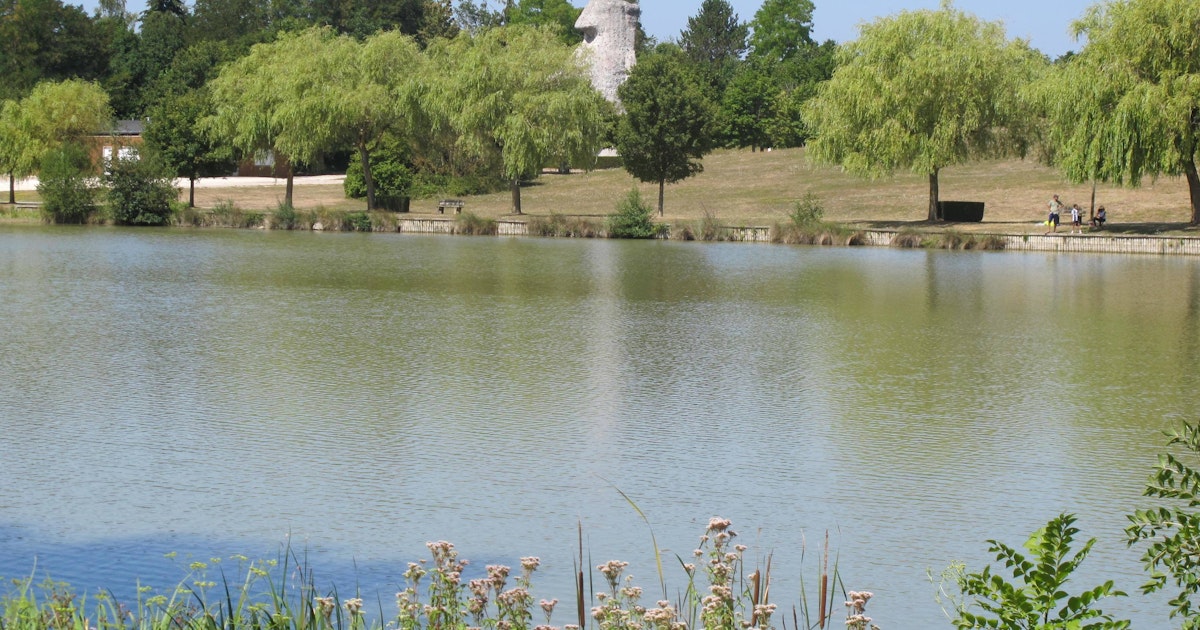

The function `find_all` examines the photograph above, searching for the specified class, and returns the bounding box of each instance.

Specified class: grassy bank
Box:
[175,147,1195,234]
[5,148,1198,236]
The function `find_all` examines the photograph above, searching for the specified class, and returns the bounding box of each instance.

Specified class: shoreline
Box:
[5,206,1198,257]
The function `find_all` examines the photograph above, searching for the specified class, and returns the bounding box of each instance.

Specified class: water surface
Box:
[1,226,1197,628]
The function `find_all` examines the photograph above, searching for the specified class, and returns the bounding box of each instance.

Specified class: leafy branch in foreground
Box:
[1127,421,1200,628]
[951,513,1128,629]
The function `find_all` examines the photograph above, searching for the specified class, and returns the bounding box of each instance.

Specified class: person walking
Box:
[1047,194,1062,234]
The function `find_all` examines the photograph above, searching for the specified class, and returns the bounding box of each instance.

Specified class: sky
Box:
[75,0,1096,59]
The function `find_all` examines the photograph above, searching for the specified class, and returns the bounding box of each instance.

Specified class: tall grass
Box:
[174,199,266,229]
[890,229,1007,251]
[452,212,498,236]
[769,193,867,247]
[528,213,605,238]
[0,519,871,630]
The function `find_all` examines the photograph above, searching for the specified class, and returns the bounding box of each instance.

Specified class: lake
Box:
[1,225,1197,628]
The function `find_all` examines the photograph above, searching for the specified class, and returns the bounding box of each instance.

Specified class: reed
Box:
[272,201,300,230]
[891,229,927,249]
[529,213,605,238]
[369,211,400,233]
[180,199,267,229]
[452,212,498,236]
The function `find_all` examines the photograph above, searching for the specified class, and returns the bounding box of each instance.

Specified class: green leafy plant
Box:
[608,188,662,239]
[951,513,1129,629]
[1127,421,1200,628]
[789,192,824,228]
[345,211,372,232]
[344,149,414,212]
[105,154,178,226]
[37,144,97,224]
[272,201,299,230]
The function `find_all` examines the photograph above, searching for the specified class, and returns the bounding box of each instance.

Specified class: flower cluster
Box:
[395,541,471,630]
[591,560,646,630]
[844,591,880,630]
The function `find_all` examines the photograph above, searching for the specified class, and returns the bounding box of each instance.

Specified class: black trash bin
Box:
[938,201,985,222]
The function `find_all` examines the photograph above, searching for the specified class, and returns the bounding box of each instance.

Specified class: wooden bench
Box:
[437,199,464,215]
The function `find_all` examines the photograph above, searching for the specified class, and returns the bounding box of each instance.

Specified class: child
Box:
[1071,204,1082,233]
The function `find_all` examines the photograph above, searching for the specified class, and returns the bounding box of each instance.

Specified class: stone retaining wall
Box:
[398,218,456,234]
[390,217,1200,257]
[858,230,1200,256]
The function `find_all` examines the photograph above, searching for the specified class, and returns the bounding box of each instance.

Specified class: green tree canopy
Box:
[1036,0,1200,224]
[0,0,110,99]
[205,27,426,209]
[451,0,502,35]
[0,99,30,203]
[679,0,748,94]
[332,29,425,210]
[615,47,716,216]
[426,24,608,214]
[747,0,814,65]
[16,78,112,161]
[804,1,1043,221]
[144,87,234,207]
[204,27,322,206]
[190,0,270,46]
[504,0,581,45]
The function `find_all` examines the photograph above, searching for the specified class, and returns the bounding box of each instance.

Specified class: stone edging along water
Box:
[398,217,1200,257]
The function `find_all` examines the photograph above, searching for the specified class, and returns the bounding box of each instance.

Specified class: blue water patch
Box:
[0,524,420,617]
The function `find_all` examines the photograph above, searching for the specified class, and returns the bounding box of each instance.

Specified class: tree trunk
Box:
[510,177,522,214]
[1089,179,1097,222]
[927,169,941,222]
[189,177,196,208]
[358,142,376,211]
[285,165,294,208]
[1188,157,1200,226]
[8,173,13,205]
[658,179,665,217]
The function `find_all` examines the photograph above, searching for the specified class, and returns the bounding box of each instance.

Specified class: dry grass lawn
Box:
[9,147,1200,235]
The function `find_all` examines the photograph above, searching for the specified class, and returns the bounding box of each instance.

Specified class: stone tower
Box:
[575,0,640,106]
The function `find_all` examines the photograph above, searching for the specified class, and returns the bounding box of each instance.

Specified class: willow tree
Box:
[205,28,351,207]
[426,24,608,214]
[340,30,424,211]
[0,100,26,204]
[803,1,1043,221]
[1038,0,1200,225]
[0,79,111,203]
[205,32,301,206]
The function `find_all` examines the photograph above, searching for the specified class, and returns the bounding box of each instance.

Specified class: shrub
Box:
[948,513,1128,629]
[344,153,414,211]
[608,188,661,239]
[790,191,825,227]
[696,208,733,241]
[105,154,178,226]
[345,211,372,232]
[37,145,97,224]
[272,202,299,230]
